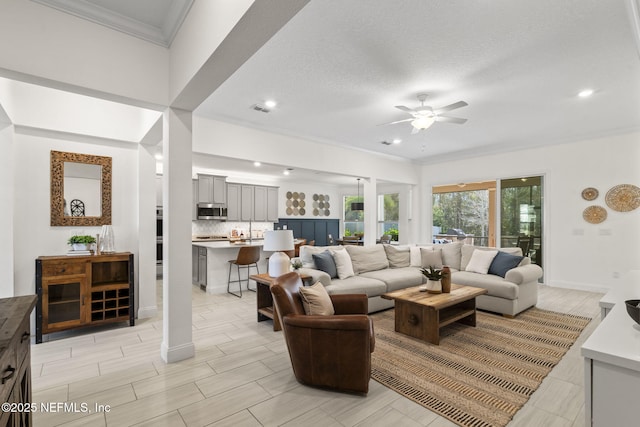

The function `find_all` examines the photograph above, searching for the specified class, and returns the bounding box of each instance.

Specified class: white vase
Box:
[99,225,115,253]
[426,279,442,294]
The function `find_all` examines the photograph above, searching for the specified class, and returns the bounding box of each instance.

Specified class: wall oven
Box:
[156,207,163,277]
[197,203,227,220]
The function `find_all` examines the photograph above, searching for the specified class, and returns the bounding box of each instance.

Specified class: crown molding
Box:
[32,0,193,47]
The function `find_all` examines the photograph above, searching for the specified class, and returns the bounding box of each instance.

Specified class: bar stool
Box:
[227,245,260,298]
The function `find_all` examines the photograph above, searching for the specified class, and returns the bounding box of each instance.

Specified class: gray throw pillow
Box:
[384,245,410,268]
[420,247,443,268]
[488,251,524,278]
[312,250,338,279]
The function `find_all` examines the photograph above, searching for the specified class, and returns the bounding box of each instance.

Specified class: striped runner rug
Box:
[370,308,591,427]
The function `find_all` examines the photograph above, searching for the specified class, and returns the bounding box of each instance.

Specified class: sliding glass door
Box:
[500,176,543,272]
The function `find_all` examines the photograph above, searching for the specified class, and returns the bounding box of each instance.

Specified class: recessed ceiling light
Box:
[264,100,277,108]
[254,161,261,167]
[578,89,594,98]
[392,138,402,144]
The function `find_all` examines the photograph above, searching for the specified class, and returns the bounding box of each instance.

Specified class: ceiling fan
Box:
[383,93,468,134]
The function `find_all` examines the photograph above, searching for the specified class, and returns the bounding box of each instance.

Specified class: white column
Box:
[0,123,14,297]
[363,177,377,246]
[137,144,158,319]
[161,107,194,363]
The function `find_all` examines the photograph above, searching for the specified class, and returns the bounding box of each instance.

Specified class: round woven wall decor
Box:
[581,187,598,201]
[583,206,607,224]
[605,184,640,212]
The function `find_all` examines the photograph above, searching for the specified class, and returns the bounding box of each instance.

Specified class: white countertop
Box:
[193,241,265,249]
[192,239,304,250]
[581,272,640,372]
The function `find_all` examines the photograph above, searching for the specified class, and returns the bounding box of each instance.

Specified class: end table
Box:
[250,272,311,331]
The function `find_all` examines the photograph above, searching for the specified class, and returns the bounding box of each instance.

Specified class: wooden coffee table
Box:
[381,284,488,345]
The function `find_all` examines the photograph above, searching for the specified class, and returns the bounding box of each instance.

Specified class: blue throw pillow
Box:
[313,250,338,279]
[488,251,524,278]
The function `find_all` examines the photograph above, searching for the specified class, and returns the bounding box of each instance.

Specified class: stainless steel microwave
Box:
[197,203,227,220]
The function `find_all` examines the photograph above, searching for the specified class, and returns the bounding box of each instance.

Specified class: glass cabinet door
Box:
[43,277,86,329]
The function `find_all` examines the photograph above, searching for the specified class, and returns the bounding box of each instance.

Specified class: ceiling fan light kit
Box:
[411,116,435,130]
[382,93,468,133]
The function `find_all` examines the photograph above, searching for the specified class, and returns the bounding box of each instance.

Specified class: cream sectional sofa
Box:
[298,242,543,316]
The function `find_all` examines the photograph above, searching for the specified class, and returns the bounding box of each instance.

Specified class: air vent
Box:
[380,140,392,145]
[250,104,271,113]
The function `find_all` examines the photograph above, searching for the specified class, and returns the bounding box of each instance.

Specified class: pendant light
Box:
[351,178,364,211]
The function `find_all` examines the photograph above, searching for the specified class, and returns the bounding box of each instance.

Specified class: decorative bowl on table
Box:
[624,300,640,325]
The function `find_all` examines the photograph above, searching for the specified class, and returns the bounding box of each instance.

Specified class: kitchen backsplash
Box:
[192,220,274,237]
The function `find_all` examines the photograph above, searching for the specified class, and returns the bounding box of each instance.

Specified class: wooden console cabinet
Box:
[0,295,37,427]
[35,253,134,343]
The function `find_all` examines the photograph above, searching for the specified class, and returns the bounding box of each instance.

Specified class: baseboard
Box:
[205,283,232,294]
[547,280,610,294]
[161,341,195,363]
[137,305,158,319]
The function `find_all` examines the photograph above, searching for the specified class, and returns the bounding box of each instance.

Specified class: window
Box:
[378,193,399,241]
[432,182,495,246]
[343,195,363,236]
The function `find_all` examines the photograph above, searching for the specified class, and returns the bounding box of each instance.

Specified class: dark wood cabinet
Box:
[0,295,36,427]
[35,253,134,343]
[275,218,339,246]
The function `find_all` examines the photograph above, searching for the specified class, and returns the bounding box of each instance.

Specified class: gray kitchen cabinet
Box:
[267,187,279,222]
[226,183,241,221]
[192,179,198,220]
[212,176,226,204]
[192,246,198,284]
[192,246,207,290]
[227,183,278,222]
[197,174,226,204]
[197,247,207,290]
[253,186,267,221]
[241,185,254,221]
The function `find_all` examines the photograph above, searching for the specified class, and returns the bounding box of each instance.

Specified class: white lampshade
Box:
[264,230,295,277]
[263,230,294,251]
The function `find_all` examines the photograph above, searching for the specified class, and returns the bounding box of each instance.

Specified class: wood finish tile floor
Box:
[31,283,603,427]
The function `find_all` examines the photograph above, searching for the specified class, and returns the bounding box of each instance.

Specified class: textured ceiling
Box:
[194,0,640,163]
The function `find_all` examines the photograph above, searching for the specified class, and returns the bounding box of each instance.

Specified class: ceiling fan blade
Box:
[435,115,467,124]
[433,101,468,114]
[379,118,414,126]
[395,105,415,113]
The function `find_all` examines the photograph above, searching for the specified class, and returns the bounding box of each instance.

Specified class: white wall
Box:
[192,117,420,186]
[0,124,15,297]
[10,131,142,298]
[0,0,169,108]
[276,181,341,219]
[169,0,254,102]
[419,132,640,293]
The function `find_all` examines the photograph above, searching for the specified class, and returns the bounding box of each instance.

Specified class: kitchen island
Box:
[192,240,268,293]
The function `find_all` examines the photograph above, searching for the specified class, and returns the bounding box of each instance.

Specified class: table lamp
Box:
[264,230,295,277]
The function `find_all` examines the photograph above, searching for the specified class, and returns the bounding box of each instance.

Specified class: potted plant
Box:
[420,266,443,294]
[291,259,303,272]
[67,235,96,251]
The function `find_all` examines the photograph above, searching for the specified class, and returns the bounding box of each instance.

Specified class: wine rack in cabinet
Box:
[36,253,134,343]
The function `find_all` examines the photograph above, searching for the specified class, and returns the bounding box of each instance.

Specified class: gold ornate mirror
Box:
[50,150,112,226]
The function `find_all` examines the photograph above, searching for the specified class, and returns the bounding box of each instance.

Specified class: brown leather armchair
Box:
[270,272,375,394]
